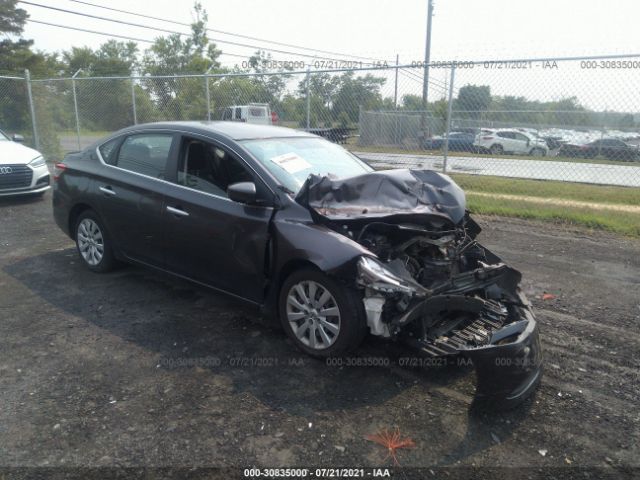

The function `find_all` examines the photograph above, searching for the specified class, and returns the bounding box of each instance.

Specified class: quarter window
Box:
[98,137,120,165]
[115,134,173,179]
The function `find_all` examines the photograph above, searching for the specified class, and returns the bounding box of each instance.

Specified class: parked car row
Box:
[423,127,640,161]
[423,128,550,156]
[557,138,640,161]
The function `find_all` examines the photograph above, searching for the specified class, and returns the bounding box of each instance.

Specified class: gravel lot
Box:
[0,190,638,479]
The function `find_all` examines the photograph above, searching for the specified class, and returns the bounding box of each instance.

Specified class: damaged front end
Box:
[297,169,543,407]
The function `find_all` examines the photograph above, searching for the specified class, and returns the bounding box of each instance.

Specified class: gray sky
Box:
[18,0,640,111]
[20,0,640,63]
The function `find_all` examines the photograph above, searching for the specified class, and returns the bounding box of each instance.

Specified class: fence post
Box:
[393,55,399,145]
[72,69,82,150]
[24,69,40,151]
[205,66,215,122]
[305,67,311,129]
[205,74,211,121]
[131,77,137,125]
[442,64,457,174]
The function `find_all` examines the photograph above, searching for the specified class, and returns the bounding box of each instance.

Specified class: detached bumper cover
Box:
[465,298,543,404]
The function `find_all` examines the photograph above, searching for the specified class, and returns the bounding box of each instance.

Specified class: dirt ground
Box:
[0,191,638,479]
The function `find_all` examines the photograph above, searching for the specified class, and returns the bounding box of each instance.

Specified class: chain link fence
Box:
[3,54,640,234]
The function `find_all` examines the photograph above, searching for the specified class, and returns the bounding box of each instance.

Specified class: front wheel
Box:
[75,211,117,273]
[278,269,367,357]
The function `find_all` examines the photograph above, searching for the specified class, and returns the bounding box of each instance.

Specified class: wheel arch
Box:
[68,203,95,240]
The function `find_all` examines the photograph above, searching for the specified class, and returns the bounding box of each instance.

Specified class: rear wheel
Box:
[279,269,366,357]
[75,211,117,273]
[489,144,504,155]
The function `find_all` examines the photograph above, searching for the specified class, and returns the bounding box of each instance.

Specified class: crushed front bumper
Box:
[464,295,543,407]
[394,289,543,408]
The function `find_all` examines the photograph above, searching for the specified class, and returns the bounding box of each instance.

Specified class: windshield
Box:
[0,130,9,141]
[241,137,373,193]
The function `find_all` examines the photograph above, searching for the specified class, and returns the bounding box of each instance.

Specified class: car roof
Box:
[120,121,316,141]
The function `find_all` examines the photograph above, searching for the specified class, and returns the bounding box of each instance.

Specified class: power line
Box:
[19,1,381,65]
[26,19,259,61]
[68,0,390,64]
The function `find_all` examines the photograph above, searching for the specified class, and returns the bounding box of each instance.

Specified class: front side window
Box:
[177,138,253,197]
[514,133,529,142]
[116,134,173,179]
[241,137,372,193]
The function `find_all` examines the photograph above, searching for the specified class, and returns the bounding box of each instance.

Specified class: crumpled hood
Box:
[0,141,42,165]
[295,169,467,224]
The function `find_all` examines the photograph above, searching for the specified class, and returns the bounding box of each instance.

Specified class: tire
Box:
[75,210,117,273]
[529,147,546,157]
[489,144,504,155]
[278,268,367,358]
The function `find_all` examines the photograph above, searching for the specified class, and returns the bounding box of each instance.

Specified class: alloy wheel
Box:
[77,218,105,266]
[286,280,341,350]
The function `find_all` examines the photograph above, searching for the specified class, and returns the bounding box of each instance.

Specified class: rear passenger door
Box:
[96,132,177,266]
[496,131,516,152]
[512,132,531,154]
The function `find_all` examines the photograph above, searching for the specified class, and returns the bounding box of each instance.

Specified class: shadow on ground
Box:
[4,248,532,464]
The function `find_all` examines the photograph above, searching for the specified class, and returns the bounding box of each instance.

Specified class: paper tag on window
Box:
[270,152,311,173]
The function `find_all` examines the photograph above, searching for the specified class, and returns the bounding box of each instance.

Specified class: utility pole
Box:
[419,0,434,146]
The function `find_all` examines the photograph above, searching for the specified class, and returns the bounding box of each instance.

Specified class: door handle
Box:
[99,186,116,196]
[166,206,189,217]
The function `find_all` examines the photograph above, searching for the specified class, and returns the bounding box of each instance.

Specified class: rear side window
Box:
[116,134,173,179]
[514,133,529,142]
[249,107,265,117]
[497,131,514,139]
[98,137,120,165]
[235,107,242,119]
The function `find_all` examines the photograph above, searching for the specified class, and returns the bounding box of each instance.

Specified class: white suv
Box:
[474,129,549,156]
[0,129,50,197]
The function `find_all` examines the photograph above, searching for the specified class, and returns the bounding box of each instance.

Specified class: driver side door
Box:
[161,134,275,303]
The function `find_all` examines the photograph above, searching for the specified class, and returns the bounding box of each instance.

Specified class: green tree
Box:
[401,94,423,111]
[455,85,491,118]
[332,71,386,123]
[142,2,221,120]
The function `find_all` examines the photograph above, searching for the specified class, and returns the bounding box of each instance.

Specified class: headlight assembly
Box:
[29,156,46,168]
[357,256,417,295]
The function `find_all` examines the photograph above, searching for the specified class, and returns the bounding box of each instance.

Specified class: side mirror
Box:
[12,134,24,143]
[227,182,257,204]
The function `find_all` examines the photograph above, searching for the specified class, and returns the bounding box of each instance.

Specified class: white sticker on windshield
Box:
[270,152,312,173]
